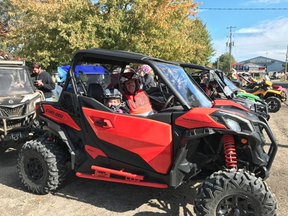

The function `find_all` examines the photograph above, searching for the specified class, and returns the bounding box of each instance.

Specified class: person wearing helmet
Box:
[137,64,156,91]
[120,70,154,116]
[230,68,239,79]
[103,88,128,113]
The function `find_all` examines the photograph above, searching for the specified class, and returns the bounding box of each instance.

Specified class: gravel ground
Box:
[0,103,288,216]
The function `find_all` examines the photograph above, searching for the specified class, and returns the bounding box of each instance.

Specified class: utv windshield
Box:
[155,63,212,108]
[213,74,235,98]
[223,76,239,92]
[0,67,34,96]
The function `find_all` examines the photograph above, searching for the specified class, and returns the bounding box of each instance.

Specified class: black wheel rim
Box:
[216,194,256,216]
[267,100,277,111]
[26,156,45,182]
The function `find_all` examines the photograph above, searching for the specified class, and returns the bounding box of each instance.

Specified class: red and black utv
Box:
[17,49,277,215]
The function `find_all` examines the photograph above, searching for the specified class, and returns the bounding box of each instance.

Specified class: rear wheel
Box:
[17,137,68,194]
[265,96,281,113]
[194,168,277,216]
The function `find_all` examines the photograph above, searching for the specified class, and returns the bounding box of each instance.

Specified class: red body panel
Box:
[41,104,81,131]
[213,99,249,112]
[82,107,173,174]
[175,108,227,129]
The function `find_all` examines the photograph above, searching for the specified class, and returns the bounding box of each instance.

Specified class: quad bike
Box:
[236,74,286,113]
[239,74,287,96]
[0,60,45,148]
[273,84,287,100]
[178,62,270,120]
[17,49,277,215]
[221,74,271,119]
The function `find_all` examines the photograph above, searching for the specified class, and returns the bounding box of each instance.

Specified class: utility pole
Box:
[284,46,288,76]
[226,26,236,72]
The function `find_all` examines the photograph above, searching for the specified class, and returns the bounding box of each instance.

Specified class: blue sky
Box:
[196,0,288,63]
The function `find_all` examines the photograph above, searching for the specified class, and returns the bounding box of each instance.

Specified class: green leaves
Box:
[213,52,236,72]
[4,0,214,71]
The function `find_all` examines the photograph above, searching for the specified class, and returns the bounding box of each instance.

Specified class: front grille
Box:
[0,119,22,129]
[0,113,34,134]
[0,105,26,117]
[255,104,268,115]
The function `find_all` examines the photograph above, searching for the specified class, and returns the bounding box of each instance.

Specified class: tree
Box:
[0,0,14,56]
[184,18,215,65]
[0,0,13,28]
[213,52,236,73]
[5,0,214,70]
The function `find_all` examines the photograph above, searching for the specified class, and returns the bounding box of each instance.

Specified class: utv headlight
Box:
[27,100,37,113]
[237,101,255,112]
[225,118,242,132]
[250,105,255,111]
[218,112,254,133]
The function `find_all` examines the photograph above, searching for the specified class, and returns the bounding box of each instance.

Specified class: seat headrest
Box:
[87,83,104,103]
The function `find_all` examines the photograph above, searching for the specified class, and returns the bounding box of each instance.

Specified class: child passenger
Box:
[103,88,129,113]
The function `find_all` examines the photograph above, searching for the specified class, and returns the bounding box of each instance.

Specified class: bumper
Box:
[254,102,270,120]
[254,115,278,172]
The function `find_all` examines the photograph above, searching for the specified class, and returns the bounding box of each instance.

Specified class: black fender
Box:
[38,116,79,170]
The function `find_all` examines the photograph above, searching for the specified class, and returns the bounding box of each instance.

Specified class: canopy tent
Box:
[57,65,109,83]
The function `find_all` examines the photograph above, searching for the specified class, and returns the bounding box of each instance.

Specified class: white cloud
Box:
[244,0,288,4]
[212,17,288,62]
[236,28,266,34]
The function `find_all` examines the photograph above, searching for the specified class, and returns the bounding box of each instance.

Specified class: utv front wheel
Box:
[194,169,276,216]
[265,96,281,113]
[17,138,68,194]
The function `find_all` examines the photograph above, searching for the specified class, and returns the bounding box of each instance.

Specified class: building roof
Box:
[240,56,285,64]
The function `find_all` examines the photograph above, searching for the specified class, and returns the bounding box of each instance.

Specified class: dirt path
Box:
[1,104,288,216]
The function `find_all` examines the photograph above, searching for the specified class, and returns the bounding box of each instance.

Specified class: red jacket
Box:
[123,90,153,116]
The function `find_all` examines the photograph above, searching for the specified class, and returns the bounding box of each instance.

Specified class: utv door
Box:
[80,96,173,175]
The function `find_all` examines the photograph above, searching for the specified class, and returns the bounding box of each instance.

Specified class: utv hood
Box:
[237,91,259,101]
[175,105,252,130]
[0,92,41,107]
[213,99,250,113]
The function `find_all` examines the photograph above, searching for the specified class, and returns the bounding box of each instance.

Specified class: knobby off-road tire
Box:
[17,137,68,194]
[265,96,281,113]
[194,168,277,216]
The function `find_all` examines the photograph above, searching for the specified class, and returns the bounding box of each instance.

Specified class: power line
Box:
[200,8,288,10]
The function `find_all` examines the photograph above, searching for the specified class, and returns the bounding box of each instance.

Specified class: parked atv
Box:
[17,49,277,215]
[177,62,270,120]
[237,74,286,113]
[0,60,45,147]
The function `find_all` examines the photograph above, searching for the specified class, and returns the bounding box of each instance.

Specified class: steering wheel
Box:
[163,95,175,109]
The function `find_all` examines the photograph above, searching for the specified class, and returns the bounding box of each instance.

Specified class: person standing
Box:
[30,61,55,101]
